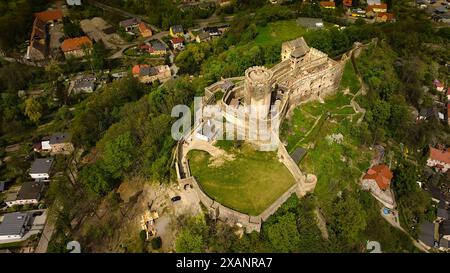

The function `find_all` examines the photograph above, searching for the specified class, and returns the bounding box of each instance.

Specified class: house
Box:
[203,27,220,36]
[219,0,232,7]
[119,18,141,32]
[363,164,393,191]
[296,17,325,29]
[29,158,54,180]
[5,182,44,207]
[361,164,395,208]
[343,0,353,7]
[0,212,32,242]
[171,37,184,50]
[196,31,211,43]
[319,1,336,9]
[34,136,51,152]
[351,8,367,17]
[34,9,63,23]
[132,64,172,84]
[170,25,184,37]
[148,40,167,55]
[73,77,95,94]
[434,79,445,92]
[49,132,74,154]
[26,17,48,62]
[61,36,92,58]
[66,0,82,5]
[138,22,152,38]
[427,147,450,173]
[367,3,388,13]
[376,12,395,22]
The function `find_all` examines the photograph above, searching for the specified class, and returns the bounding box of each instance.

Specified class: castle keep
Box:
[203,37,346,149]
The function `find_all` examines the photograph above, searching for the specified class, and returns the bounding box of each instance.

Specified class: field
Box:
[187,144,296,215]
[254,20,306,46]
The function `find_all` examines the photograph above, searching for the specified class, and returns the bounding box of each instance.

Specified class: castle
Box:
[175,37,353,231]
[202,37,346,149]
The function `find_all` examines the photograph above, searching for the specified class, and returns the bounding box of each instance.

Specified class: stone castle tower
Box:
[244,66,274,119]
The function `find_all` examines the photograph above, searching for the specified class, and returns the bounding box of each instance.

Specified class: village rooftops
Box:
[319,1,336,8]
[150,40,167,51]
[119,18,141,28]
[0,212,30,238]
[61,36,92,52]
[367,3,388,12]
[30,158,54,176]
[49,132,71,145]
[429,147,450,165]
[16,181,44,201]
[35,9,63,22]
[363,164,393,191]
[171,37,184,44]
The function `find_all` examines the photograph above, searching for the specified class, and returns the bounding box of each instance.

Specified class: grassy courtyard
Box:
[187,144,296,215]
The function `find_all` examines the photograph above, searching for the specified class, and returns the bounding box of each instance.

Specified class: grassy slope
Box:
[254,20,306,46]
[188,144,296,215]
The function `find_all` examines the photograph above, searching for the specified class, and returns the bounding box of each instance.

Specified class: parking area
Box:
[80,17,126,50]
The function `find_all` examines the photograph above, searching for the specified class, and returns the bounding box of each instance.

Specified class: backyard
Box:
[187,144,296,216]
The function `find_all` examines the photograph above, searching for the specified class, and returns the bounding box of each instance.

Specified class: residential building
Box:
[29,158,54,180]
[49,132,74,154]
[138,22,152,38]
[61,36,92,58]
[367,3,388,13]
[362,164,395,208]
[170,25,184,37]
[132,64,172,84]
[319,1,336,9]
[171,37,184,50]
[427,147,450,173]
[26,17,48,62]
[5,182,44,207]
[343,0,353,7]
[0,213,32,242]
[34,9,63,24]
[119,18,141,32]
[73,76,96,94]
[203,27,220,36]
[376,12,395,22]
[148,40,167,55]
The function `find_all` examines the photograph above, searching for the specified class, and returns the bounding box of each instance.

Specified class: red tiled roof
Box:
[363,164,393,191]
[61,36,92,52]
[35,9,63,22]
[367,3,388,12]
[138,22,152,35]
[171,37,184,44]
[132,64,149,75]
[377,12,394,20]
[343,0,353,7]
[429,147,450,165]
[320,1,336,7]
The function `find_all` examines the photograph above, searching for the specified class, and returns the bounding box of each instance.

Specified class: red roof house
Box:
[363,164,393,191]
[320,1,336,8]
[35,9,63,22]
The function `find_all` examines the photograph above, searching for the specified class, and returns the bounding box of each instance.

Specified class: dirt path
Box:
[315,208,329,240]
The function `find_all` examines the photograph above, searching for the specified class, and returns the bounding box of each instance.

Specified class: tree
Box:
[175,228,204,253]
[79,163,111,195]
[266,212,301,252]
[24,98,42,123]
[102,132,135,179]
[329,191,367,245]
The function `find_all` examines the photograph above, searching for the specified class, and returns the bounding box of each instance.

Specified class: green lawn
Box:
[254,20,306,46]
[340,61,361,94]
[188,144,296,215]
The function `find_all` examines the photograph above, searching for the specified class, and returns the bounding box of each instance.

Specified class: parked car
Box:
[171,196,181,202]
